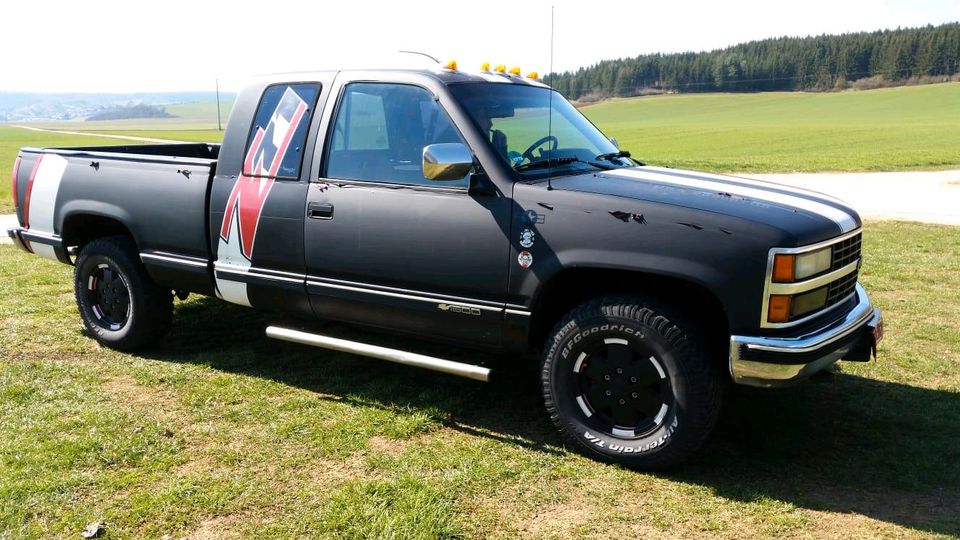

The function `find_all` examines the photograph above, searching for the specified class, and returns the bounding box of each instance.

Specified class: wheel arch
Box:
[60,210,137,255]
[529,267,730,369]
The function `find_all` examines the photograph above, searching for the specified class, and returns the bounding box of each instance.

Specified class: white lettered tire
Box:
[540,295,722,469]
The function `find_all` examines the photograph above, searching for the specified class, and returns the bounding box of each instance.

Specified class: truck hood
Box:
[546,165,861,244]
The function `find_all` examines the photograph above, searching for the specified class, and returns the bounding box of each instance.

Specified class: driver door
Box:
[303,81,513,347]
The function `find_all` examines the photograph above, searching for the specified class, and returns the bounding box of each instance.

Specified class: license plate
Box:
[870,315,884,359]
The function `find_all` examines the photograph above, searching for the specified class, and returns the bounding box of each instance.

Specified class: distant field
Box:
[2,85,957,215]
[0,126,134,214]
[582,83,960,172]
[29,99,235,134]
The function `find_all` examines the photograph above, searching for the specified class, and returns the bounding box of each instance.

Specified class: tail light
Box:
[11,156,21,207]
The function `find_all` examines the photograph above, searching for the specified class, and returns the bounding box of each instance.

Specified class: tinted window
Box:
[243,83,319,179]
[326,83,469,187]
[449,83,628,179]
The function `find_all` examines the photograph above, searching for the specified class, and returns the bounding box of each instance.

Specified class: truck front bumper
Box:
[730,284,882,387]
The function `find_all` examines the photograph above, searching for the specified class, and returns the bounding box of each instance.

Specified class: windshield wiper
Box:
[595,150,632,161]
[515,155,615,172]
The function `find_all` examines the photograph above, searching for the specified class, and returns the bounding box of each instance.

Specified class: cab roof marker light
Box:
[526,72,539,80]
[494,64,507,73]
[443,59,458,71]
[480,62,490,72]
[509,66,522,76]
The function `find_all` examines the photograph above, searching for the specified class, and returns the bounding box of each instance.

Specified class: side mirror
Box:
[609,137,619,149]
[423,143,473,181]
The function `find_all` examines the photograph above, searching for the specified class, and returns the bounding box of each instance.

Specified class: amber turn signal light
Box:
[768,295,792,323]
[772,254,795,283]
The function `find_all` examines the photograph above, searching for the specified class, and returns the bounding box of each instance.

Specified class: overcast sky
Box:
[2,0,957,93]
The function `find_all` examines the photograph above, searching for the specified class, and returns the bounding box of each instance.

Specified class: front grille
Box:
[832,233,861,270]
[825,270,858,308]
[764,230,864,327]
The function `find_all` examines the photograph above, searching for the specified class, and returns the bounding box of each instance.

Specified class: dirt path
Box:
[744,169,960,226]
[12,124,188,144]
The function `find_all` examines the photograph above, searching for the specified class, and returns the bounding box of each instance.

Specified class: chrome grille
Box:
[762,229,864,328]
[825,271,858,308]
[832,233,861,271]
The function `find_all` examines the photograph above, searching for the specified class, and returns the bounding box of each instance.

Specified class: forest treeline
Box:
[544,23,960,100]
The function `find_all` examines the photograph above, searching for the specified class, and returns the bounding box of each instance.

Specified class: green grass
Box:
[581,83,960,172]
[0,221,958,538]
[0,126,137,214]
[70,130,222,143]
[164,99,234,121]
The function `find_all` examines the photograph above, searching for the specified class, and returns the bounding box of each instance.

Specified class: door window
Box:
[326,83,470,187]
[243,83,319,179]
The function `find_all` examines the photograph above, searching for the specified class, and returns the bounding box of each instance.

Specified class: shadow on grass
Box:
[143,297,960,536]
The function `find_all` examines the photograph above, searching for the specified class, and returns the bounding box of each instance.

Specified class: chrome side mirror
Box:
[609,137,619,149]
[423,143,473,181]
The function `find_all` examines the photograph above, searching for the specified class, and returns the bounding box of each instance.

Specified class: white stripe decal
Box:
[214,205,252,307]
[26,154,68,262]
[644,165,852,207]
[26,154,68,234]
[611,168,858,233]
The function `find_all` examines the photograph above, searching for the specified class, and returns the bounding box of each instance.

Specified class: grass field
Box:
[0,126,137,214]
[0,221,958,538]
[2,85,958,213]
[583,83,960,172]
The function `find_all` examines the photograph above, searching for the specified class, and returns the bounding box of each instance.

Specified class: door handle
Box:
[308,202,334,219]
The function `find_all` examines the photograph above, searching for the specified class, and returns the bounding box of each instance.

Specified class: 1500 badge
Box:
[438,303,482,316]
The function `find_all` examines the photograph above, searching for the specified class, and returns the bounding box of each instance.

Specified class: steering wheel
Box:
[521,135,558,162]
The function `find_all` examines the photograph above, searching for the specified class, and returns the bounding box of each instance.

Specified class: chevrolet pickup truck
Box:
[8,67,883,469]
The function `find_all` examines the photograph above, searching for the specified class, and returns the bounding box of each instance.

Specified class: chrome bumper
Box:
[730,284,881,387]
[6,227,29,252]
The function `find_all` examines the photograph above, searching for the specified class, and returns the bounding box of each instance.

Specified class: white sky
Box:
[1,0,957,93]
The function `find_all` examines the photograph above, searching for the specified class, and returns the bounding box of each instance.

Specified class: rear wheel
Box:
[541,295,722,469]
[74,237,172,351]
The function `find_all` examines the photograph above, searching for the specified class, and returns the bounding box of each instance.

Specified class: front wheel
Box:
[74,236,172,351]
[540,295,722,469]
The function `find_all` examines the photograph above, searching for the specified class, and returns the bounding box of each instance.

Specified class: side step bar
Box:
[265,326,491,382]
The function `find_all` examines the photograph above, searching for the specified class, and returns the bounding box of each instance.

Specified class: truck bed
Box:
[51,142,220,160]
[11,143,220,294]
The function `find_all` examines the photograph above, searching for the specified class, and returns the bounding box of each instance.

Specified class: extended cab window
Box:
[326,83,469,187]
[243,83,319,179]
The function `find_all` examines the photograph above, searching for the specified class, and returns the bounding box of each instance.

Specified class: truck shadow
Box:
[146,296,960,536]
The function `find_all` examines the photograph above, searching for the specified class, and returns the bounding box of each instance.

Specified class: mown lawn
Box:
[582,83,960,173]
[1,220,958,538]
[0,126,134,214]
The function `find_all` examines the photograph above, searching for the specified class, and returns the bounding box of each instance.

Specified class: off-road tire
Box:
[540,295,722,469]
[74,236,172,351]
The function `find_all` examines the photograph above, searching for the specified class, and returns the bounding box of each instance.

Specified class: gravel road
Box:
[745,169,960,226]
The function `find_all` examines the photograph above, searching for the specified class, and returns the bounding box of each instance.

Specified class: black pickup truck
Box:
[8,68,883,469]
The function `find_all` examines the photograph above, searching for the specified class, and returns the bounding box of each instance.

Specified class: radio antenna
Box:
[546,5,555,191]
[398,50,440,64]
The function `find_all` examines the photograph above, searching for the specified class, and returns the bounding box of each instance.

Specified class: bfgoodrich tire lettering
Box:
[541,295,722,469]
[74,236,172,351]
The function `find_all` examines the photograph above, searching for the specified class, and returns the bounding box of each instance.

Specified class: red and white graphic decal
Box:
[219,87,309,261]
[21,153,69,261]
[22,154,44,229]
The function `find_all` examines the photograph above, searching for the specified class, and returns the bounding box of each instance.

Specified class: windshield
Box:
[449,83,633,179]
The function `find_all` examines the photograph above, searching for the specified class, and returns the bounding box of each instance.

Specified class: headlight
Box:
[772,247,832,282]
[767,286,829,323]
